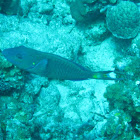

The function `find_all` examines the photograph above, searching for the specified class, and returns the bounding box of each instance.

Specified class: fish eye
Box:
[16,53,23,59]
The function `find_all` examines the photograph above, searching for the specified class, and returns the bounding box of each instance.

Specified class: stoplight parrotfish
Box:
[2,46,116,81]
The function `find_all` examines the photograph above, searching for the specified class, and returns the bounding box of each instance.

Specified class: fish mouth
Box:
[2,48,17,64]
[2,48,13,57]
[2,49,8,57]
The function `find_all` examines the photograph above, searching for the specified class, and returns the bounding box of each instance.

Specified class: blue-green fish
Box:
[2,46,116,80]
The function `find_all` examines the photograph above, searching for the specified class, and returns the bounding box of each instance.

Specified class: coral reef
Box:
[70,0,103,22]
[104,35,140,137]
[0,52,24,95]
[104,79,140,136]
[0,95,35,139]
[101,110,134,139]
[106,1,140,39]
[84,20,110,45]
[0,0,20,15]
[109,0,117,4]
[0,0,139,139]
[0,80,12,95]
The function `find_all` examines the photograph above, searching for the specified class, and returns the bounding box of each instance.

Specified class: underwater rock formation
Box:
[0,80,12,95]
[70,0,103,22]
[0,0,20,15]
[0,52,24,95]
[84,21,110,45]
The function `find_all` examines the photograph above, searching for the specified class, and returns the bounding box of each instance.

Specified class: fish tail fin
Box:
[92,71,117,80]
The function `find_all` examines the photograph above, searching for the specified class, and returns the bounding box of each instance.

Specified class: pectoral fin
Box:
[27,59,48,75]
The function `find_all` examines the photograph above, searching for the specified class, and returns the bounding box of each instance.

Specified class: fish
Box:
[2,46,116,81]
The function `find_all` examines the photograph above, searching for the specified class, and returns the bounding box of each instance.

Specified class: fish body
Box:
[2,46,116,80]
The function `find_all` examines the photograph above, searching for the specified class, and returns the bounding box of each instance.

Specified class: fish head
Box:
[2,46,41,70]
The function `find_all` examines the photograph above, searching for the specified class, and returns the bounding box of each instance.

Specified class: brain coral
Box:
[106,1,140,39]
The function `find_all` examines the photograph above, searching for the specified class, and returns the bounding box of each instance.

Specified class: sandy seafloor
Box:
[0,0,140,140]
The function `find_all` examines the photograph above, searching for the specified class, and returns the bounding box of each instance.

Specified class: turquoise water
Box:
[0,0,140,139]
